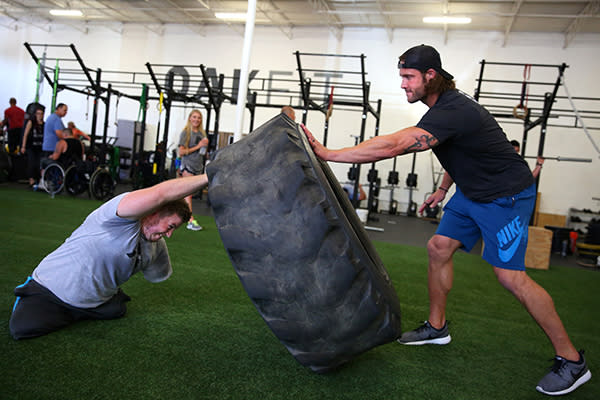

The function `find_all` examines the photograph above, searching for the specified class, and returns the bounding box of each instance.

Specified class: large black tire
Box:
[206,114,401,373]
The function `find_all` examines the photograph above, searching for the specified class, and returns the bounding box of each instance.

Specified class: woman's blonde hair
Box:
[183,109,206,147]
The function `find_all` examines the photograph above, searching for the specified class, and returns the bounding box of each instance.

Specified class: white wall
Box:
[1,21,599,216]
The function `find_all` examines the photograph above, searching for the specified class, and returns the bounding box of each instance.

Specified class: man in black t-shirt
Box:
[302,44,590,396]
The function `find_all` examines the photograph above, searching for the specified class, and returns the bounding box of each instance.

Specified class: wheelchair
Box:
[41,158,115,200]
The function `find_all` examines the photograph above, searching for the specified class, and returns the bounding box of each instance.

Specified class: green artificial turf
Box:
[1,186,598,399]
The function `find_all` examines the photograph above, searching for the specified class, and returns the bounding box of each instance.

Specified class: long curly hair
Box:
[424,72,455,96]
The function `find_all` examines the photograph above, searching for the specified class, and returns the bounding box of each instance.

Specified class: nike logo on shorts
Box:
[496,216,524,262]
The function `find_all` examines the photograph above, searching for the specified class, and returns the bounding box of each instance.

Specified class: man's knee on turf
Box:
[9,313,48,340]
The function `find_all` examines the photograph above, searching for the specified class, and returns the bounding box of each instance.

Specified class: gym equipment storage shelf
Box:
[567,208,600,230]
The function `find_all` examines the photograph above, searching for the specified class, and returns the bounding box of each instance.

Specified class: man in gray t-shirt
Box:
[9,173,209,340]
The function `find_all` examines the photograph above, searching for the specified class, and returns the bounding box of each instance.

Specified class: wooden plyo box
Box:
[535,212,566,228]
[525,226,553,270]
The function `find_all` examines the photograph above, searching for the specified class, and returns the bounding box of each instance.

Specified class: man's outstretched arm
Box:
[117,174,209,220]
[302,124,438,164]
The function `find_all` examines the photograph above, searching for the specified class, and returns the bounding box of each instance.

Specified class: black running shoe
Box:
[536,350,592,396]
[397,320,451,345]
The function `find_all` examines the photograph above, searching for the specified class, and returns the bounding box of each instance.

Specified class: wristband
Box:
[536,163,542,167]
[439,187,448,192]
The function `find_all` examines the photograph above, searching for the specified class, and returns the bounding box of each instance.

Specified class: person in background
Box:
[21,107,45,188]
[511,140,544,179]
[342,182,366,203]
[303,44,590,396]
[178,109,209,231]
[42,103,68,156]
[67,121,91,142]
[46,128,85,165]
[37,129,84,192]
[2,98,25,154]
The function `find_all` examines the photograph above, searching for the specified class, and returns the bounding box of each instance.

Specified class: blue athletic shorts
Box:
[436,184,536,270]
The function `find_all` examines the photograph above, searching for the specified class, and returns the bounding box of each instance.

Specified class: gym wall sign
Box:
[163,66,343,105]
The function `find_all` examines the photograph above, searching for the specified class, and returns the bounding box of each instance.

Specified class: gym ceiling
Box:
[1,1,598,48]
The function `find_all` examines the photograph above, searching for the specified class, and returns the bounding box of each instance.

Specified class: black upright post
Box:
[407,153,418,216]
[474,60,486,101]
[163,72,174,173]
[323,86,332,147]
[163,98,172,150]
[199,66,213,138]
[199,64,223,151]
[302,79,311,126]
[205,107,212,136]
[389,157,398,214]
[101,84,112,163]
[90,69,102,152]
[212,74,225,150]
[249,92,257,132]
[535,63,567,182]
[158,98,170,174]
[352,83,369,209]
[348,136,360,208]
[295,51,311,126]
[521,109,531,156]
[133,84,149,187]
[366,99,382,217]
[139,84,149,155]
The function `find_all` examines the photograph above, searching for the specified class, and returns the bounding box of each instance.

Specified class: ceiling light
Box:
[423,16,471,24]
[215,12,247,21]
[49,9,83,17]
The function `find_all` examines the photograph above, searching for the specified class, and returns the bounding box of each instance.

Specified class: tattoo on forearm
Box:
[425,135,439,148]
[402,134,439,154]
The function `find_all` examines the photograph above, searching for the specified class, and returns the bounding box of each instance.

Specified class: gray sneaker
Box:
[397,320,451,345]
[186,219,203,231]
[536,350,591,396]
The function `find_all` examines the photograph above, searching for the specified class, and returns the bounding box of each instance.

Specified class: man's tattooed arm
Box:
[403,133,439,154]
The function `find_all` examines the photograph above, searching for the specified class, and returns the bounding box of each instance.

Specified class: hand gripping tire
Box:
[206,114,401,373]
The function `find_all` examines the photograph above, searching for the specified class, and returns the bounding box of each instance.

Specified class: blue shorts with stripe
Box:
[436,184,536,271]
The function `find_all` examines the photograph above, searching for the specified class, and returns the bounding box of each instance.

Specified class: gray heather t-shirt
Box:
[32,193,172,308]
[178,130,206,174]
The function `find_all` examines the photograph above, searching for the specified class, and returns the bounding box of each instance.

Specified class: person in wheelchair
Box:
[41,128,84,169]
[40,128,116,200]
[39,129,85,195]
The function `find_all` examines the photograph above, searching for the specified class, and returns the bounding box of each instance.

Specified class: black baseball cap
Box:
[398,44,454,80]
